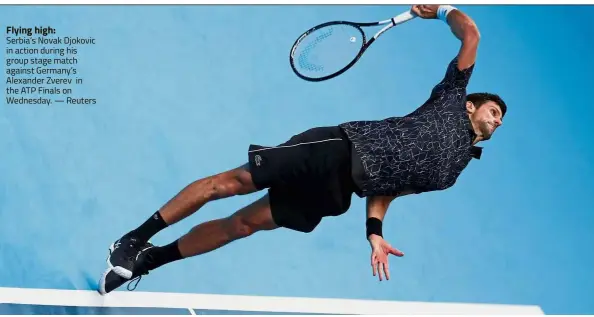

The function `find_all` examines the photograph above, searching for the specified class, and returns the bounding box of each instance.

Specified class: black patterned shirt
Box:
[339,57,483,197]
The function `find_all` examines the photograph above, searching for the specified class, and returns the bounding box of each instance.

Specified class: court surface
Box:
[1,4,593,315]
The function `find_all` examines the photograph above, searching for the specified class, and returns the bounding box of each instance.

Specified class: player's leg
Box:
[108,163,259,279]
[98,194,278,295]
[98,125,357,294]
[151,193,277,266]
[107,125,351,280]
[133,163,257,240]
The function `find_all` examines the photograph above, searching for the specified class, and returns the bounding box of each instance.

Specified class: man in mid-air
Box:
[99,4,507,294]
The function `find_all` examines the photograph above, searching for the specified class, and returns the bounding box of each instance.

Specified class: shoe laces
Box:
[125,248,155,292]
[126,272,147,291]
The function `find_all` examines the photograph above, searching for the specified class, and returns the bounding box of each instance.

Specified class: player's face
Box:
[469,101,503,141]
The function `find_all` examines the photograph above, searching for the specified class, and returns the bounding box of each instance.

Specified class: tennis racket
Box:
[289,10,417,82]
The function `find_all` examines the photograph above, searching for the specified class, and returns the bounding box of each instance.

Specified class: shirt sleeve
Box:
[429,57,475,97]
[407,57,476,117]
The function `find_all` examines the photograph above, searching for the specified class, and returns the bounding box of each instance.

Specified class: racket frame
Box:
[289,10,416,82]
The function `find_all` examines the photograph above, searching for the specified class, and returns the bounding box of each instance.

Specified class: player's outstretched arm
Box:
[365,193,412,281]
[411,5,480,70]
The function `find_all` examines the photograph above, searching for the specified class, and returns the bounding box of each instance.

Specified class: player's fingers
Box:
[389,247,404,257]
[384,261,391,280]
[371,256,377,276]
[377,262,384,281]
[420,5,432,15]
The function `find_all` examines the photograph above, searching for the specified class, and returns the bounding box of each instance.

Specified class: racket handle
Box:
[392,10,416,25]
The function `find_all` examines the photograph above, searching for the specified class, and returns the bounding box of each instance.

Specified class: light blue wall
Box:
[1,5,592,314]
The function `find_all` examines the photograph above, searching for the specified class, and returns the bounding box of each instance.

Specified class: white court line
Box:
[0,287,544,315]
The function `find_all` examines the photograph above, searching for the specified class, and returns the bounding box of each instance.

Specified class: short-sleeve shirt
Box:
[339,57,483,197]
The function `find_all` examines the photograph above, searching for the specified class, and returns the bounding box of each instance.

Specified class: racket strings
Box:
[292,24,364,79]
[297,28,334,72]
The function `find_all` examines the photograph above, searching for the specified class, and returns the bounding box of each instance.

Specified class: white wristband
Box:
[437,5,457,22]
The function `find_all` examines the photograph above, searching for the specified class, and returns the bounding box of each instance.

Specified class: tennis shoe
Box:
[98,240,155,295]
[107,236,153,279]
[98,264,149,295]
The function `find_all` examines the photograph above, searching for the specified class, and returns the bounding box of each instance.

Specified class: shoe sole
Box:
[98,266,131,296]
[97,268,111,295]
[107,242,133,280]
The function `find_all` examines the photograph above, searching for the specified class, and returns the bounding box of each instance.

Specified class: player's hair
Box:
[467,93,507,118]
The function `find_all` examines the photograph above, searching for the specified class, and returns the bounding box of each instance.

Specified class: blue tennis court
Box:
[1,4,593,315]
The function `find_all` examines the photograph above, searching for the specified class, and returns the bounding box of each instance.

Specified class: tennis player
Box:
[99,4,507,294]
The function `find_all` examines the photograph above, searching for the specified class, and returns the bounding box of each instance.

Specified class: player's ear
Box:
[466,101,475,114]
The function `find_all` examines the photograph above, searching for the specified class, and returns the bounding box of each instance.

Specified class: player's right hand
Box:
[368,234,404,281]
[411,5,440,19]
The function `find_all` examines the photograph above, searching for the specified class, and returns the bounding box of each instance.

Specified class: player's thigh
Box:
[228,194,279,235]
[248,126,349,189]
[207,163,259,198]
[268,186,323,233]
[267,159,356,233]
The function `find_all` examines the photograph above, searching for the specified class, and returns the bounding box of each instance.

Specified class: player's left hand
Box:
[368,234,404,281]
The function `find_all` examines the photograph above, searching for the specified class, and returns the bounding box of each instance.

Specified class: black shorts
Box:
[247,126,357,233]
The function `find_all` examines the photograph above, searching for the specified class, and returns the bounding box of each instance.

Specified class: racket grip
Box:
[392,11,416,24]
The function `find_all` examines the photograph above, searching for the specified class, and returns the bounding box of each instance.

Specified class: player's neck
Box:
[468,115,484,145]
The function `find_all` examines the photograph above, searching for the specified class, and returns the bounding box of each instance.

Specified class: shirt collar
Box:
[470,145,482,159]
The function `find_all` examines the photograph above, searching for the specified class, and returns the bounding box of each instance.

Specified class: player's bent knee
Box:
[227,214,257,239]
[208,168,256,200]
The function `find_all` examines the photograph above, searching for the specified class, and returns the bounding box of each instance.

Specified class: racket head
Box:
[289,21,367,82]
